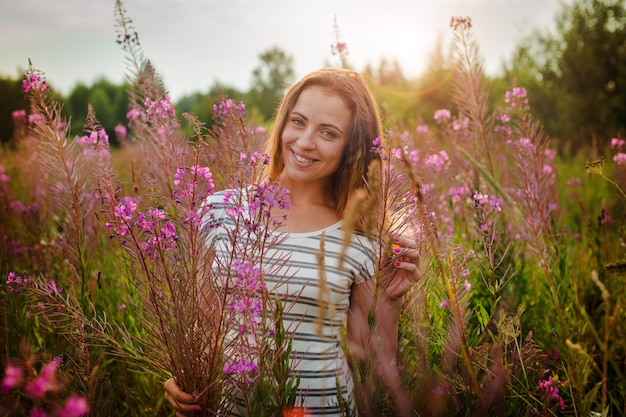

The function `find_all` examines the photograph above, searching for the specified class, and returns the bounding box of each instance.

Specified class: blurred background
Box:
[1,0,624,154]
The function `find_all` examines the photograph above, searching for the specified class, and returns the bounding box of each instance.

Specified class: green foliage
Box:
[66,78,130,145]
[505,0,626,154]
[248,46,295,121]
[0,77,29,144]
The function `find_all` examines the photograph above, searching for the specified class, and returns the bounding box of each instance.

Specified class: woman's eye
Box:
[322,130,336,139]
[291,118,303,126]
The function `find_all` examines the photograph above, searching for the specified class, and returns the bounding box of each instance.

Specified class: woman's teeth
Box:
[294,153,313,163]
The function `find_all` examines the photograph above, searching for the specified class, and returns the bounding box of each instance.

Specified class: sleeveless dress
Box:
[202,188,376,417]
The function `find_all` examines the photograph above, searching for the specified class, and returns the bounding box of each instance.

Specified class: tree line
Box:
[1,0,624,154]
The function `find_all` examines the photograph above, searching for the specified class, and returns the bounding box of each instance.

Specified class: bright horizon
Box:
[0,0,567,101]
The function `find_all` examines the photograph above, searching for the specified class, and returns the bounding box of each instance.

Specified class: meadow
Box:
[1,4,625,417]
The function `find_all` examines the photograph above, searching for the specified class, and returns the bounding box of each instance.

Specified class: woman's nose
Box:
[297,128,316,149]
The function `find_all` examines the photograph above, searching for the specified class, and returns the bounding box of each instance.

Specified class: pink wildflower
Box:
[12,109,27,119]
[2,364,23,393]
[145,95,176,121]
[126,108,141,122]
[370,136,384,154]
[434,109,451,122]
[0,164,10,183]
[611,138,625,149]
[439,299,450,308]
[415,124,428,134]
[46,280,63,295]
[25,360,58,399]
[114,197,137,221]
[423,151,449,173]
[613,153,626,166]
[450,16,472,30]
[539,375,566,410]
[114,124,127,141]
[30,408,49,417]
[452,117,469,131]
[57,395,89,417]
[22,73,49,93]
[6,272,31,294]
[28,113,43,125]
[391,148,403,160]
[213,98,246,118]
[505,86,528,107]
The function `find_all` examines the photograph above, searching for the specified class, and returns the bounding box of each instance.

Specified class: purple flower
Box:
[613,153,626,166]
[145,95,175,121]
[30,408,49,417]
[434,109,451,122]
[22,73,49,93]
[505,86,528,108]
[213,98,246,118]
[611,137,625,149]
[370,136,384,154]
[2,364,23,393]
[539,375,566,410]
[439,299,449,308]
[113,197,137,221]
[46,280,63,295]
[6,272,31,294]
[472,192,489,208]
[12,109,27,119]
[25,360,58,399]
[114,124,127,139]
[423,151,450,173]
[416,124,428,135]
[126,108,141,122]
[57,395,89,417]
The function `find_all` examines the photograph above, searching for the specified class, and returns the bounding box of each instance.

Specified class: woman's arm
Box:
[346,235,420,416]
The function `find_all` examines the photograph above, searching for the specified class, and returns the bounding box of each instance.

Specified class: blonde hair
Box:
[264,68,383,216]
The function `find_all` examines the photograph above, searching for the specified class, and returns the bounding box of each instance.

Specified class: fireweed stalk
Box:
[100,86,299,416]
[110,6,301,414]
[10,64,121,413]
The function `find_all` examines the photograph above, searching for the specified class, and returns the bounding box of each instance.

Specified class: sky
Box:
[0,0,568,101]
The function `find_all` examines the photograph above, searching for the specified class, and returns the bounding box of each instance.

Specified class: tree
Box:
[0,77,29,144]
[66,78,129,145]
[248,46,295,121]
[504,0,626,153]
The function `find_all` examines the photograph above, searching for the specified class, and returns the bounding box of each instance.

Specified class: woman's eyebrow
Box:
[291,111,344,133]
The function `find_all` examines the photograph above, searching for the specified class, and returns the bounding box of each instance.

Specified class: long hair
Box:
[263,68,383,216]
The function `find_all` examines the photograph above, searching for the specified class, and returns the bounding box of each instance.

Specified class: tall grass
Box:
[1,5,625,417]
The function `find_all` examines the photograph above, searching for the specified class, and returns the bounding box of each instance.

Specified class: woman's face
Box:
[279,85,350,191]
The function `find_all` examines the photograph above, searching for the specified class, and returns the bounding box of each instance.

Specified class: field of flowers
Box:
[1,4,625,417]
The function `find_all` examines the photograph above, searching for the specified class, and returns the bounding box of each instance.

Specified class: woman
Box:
[164,68,420,416]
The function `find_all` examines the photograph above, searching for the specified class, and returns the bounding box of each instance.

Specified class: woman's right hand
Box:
[164,378,202,416]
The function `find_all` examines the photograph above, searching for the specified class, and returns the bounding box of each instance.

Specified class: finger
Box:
[393,260,421,281]
[164,379,201,414]
[392,235,417,249]
[164,378,197,404]
[392,247,419,260]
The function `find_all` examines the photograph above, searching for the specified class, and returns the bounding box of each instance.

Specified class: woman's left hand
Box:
[380,235,422,300]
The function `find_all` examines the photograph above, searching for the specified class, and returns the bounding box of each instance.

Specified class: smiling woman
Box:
[163,67,422,417]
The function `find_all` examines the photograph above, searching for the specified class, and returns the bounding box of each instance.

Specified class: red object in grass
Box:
[282,407,306,417]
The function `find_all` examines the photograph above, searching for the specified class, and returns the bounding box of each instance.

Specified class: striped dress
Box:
[203,188,376,417]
